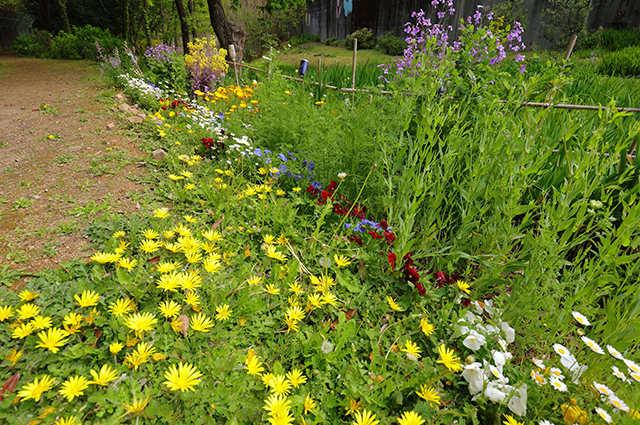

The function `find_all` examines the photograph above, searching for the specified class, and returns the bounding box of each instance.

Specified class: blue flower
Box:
[311,181,322,190]
[254,148,263,157]
[287,151,297,161]
[307,161,315,172]
[294,174,303,181]
[279,153,287,162]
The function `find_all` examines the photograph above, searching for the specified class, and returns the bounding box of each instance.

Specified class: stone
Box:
[115,93,124,100]
[106,123,116,130]
[126,116,143,124]
[118,103,131,113]
[152,149,169,161]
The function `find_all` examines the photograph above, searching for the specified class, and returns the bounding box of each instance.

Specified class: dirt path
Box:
[0,55,150,285]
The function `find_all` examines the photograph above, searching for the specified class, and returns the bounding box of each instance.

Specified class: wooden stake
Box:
[267,46,273,79]
[351,38,358,102]
[233,61,239,87]
[564,34,578,62]
[318,58,323,95]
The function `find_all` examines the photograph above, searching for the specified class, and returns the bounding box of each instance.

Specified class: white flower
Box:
[500,321,515,343]
[549,367,564,380]
[484,299,497,316]
[606,345,626,361]
[630,371,640,382]
[532,358,545,368]
[463,330,486,351]
[472,301,483,315]
[580,336,604,354]
[623,358,640,374]
[492,350,507,372]
[549,377,567,392]
[486,325,500,334]
[571,311,590,326]
[570,363,588,384]
[595,407,612,423]
[593,382,614,397]
[337,172,347,179]
[320,339,334,354]
[483,381,509,403]
[497,338,508,351]
[507,384,527,417]
[462,362,485,395]
[560,353,579,371]
[487,365,508,384]
[552,343,572,358]
[530,370,546,386]
[539,421,555,425]
[611,366,628,382]
[608,395,629,412]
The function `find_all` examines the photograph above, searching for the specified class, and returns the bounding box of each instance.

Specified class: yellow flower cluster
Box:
[184,37,228,79]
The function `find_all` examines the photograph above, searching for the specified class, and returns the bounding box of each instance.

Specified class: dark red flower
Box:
[383,231,396,245]
[462,298,471,307]
[321,190,329,201]
[388,253,397,270]
[403,266,420,284]
[380,220,388,230]
[416,283,426,296]
[434,271,447,288]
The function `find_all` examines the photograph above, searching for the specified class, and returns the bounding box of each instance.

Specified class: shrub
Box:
[144,42,188,92]
[12,34,44,57]
[377,31,406,56]
[49,31,82,59]
[290,33,320,46]
[598,46,640,76]
[542,0,592,50]
[345,27,375,50]
[600,28,640,51]
[323,37,342,47]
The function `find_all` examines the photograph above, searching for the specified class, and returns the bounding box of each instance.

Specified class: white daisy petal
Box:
[595,407,612,423]
[606,345,626,361]
[580,336,605,354]
[571,311,591,326]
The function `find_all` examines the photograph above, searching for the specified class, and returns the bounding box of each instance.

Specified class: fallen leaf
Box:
[345,308,358,321]
[147,256,160,264]
[178,314,189,338]
[0,373,20,402]
[211,217,223,230]
[90,329,103,348]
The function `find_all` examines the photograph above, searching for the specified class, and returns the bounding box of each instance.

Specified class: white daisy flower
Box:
[630,371,640,382]
[549,377,567,392]
[487,365,508,383]
[571,311,590,326]
[593,382,614,397]
[530,369,546,385]
[608,395,630,412]
[463,330,487,351]
[611,365,628,382]
[553,343,572,358]
[580,336,605,354]
[539,421,555,425]
[595,407,612,423]
[549,367,564,379]
[624,358,640,374]
[606,345,626,361]
[532,358,545,368]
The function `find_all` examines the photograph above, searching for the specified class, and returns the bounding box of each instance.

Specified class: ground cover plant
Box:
[2,1,640,425]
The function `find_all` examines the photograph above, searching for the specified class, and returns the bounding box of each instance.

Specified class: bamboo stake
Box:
[318,58,323,95]
[351,38,358,103]
[564,34,578,62]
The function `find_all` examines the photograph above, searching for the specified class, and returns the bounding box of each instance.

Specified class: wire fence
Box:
[0,9,35,52]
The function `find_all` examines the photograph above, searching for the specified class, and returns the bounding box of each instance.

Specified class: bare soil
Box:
[0,55,151,287]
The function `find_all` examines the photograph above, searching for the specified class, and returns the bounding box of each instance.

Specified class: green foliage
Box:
[345,28,375,50]
[377,31,406,56]
[323,37,343,47]
[583,27,640,52]
[542,0,592,50]
[289,33,320,47]
[12,33,44,57]
[490,0,528,30]
[598,46,640,77]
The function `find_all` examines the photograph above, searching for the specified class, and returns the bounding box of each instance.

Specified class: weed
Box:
[12,196,34,211]
[55,153,78,164]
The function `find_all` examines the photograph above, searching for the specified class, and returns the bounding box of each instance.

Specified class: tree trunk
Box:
[174,0,191,54]
[58,0,70,32]
[143,0,152,47]
[188,0,197,39]
[206,0,248,63]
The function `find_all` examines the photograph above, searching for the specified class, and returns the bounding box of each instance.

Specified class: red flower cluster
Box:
[202,137,215,149]
[388,252,425,295]
[434,271,461,288]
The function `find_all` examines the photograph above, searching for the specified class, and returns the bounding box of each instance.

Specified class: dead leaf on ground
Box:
[178,314,189,338]
[0,373,20,401]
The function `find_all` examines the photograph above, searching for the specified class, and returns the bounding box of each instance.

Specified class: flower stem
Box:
[330,163,377,243]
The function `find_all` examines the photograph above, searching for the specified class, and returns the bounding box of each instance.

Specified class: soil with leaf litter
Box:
[0,55,151,288]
